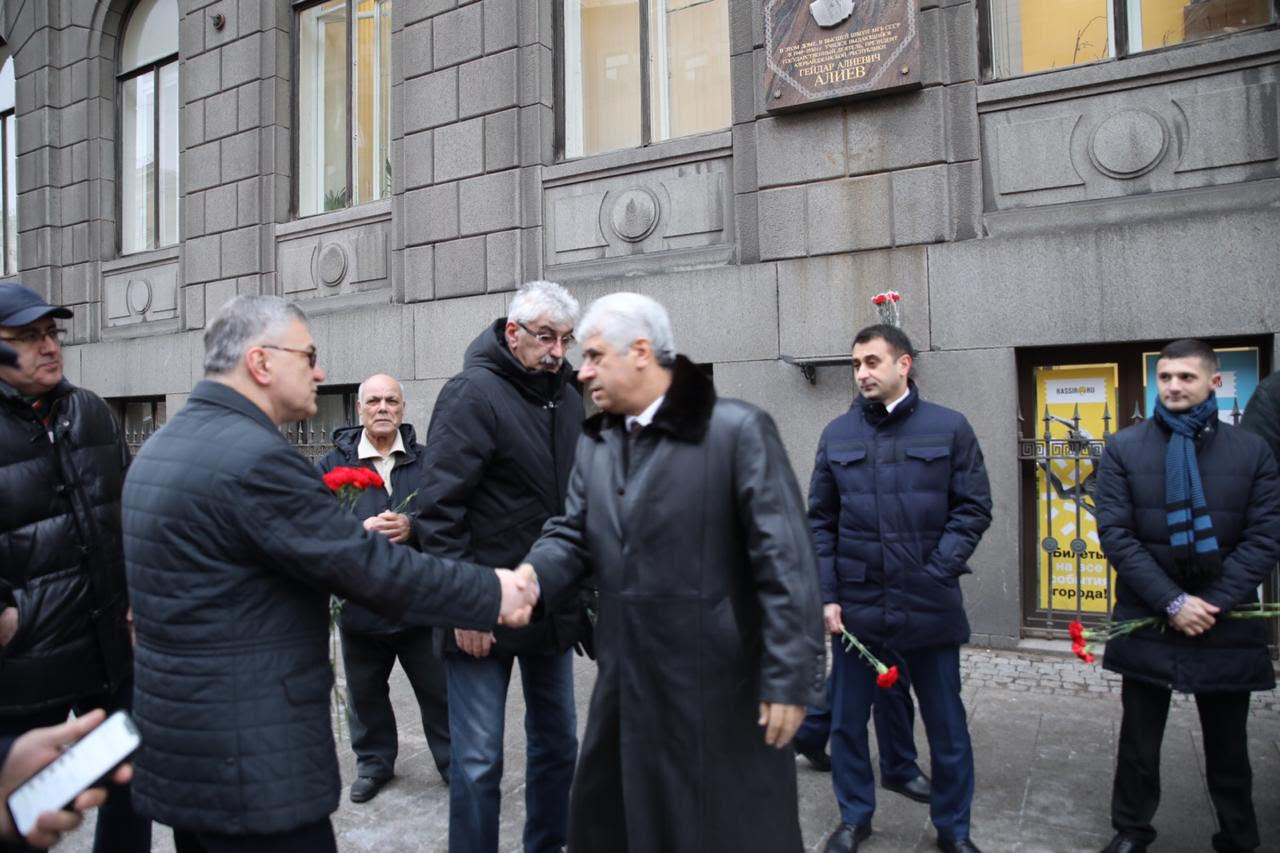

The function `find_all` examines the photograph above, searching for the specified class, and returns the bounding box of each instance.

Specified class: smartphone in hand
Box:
[7,710,140,838]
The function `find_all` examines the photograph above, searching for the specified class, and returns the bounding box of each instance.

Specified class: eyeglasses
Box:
[261,344,319,368]
[0,326,66,346]
[517,322,575,349]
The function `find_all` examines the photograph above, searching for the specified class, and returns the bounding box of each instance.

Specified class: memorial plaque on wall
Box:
[763,0,921,112]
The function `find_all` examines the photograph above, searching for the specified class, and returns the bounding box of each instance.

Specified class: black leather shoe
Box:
[349,775,390,803]
[795,740,832,772]
[883,773,931,803]
[1100,835,1147,853]
[937,839,982,853]
[823,822,871,853]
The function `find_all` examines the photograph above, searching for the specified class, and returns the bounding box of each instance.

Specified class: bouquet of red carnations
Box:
[1070,601,1280,663]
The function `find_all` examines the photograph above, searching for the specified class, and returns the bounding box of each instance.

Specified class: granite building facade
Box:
[1,0,1275,646]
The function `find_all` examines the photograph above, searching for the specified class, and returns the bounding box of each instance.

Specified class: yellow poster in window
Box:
[1032,364,1118,613]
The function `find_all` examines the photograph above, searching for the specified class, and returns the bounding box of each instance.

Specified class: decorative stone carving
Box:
[608,189,659,242]
[316,242,348,287]
[1088,109,1168,179]
[544,155,734,273]
[101,255,179,337]
[980,66,1280,212]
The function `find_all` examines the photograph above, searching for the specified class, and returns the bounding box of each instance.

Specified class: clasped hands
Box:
[458,563,539,656]
[1170,594,1219,636]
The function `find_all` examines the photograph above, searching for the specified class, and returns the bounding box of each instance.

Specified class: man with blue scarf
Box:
[1095,338,1280,853]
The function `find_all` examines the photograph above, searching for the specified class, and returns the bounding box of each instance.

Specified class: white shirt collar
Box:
[357,428,405,461]
[883,387,911,414]
[625,394,665,433]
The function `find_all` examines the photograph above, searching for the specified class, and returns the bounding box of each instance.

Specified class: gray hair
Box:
[577,292,676,367]
[508,281,580,328]
[356,374,405,405]
[204,295,308,375]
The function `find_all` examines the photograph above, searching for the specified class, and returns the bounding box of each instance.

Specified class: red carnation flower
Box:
[1069,620,1085,642]
[876,665,899,689]
[872,294,887,305]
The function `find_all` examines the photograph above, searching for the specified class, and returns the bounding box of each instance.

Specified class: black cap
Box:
[0,282,74,328]
[0,340,16,368]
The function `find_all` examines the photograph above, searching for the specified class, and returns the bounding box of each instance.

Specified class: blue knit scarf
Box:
[1152,394,1223,585]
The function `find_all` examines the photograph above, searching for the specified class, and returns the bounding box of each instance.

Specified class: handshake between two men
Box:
[493,563,540,629]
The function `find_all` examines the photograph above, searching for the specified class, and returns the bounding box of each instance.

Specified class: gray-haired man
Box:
[519,292,825,852]
[415,281,587,853]
[122,295,538,853]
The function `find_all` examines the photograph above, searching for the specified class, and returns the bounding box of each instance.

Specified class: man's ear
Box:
[245,347,272,386]
[630,338,654,370]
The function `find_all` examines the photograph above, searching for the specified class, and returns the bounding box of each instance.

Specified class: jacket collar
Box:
[331,422,421,463]
[189,379,280,434]
[465,318,575,406]
[856,380,919,429]
[584,355,715,444]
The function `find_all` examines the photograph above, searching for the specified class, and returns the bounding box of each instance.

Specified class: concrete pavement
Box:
[61,646,1280,852]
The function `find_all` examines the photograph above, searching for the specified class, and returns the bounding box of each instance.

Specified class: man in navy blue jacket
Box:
[317,374,451,804]
[811,325,991,853]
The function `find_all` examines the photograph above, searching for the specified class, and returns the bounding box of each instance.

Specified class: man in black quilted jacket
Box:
[317,374,451,803]
[0,282,150,853]
[123,295,538,853]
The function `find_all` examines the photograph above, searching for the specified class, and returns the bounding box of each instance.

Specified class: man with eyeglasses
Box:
[0,282,152,853]
[416,280,588,853]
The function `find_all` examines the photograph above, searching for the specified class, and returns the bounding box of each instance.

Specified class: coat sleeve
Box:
[1095,439,1183,614]
[412,377,498,560]
[736,410,825,708]
[807,431,840,605]
[226,441,501,631]
[523,435,594,606]
[1240,376,1280,466]
[925,416,993,578]
[1197,443,1280,610]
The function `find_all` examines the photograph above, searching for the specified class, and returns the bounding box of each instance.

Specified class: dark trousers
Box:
[794,662,923,785]
[339,626,451,782]
[830,641,974,841]
[0,682,151,853]
[1112,677,1258,851]
[173,818,337,853]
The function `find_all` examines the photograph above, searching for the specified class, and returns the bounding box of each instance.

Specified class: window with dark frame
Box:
[295,0,392,218]
[118,0,180,255]
[982,0,1276,80]
[559,0,732,160]
[1,55,17,276]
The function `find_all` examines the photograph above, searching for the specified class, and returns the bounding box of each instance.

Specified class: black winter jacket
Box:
[316,423,429,636]
[1096,417,1280,693]
[416,319,586,656]
[1240,370,1280,465]
[0,379,132,714]
[123,381,502,834]
[809,384,993,650]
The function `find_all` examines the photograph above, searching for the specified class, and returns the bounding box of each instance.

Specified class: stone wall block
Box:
[404,68,458,132]
[734,191,760,265]
[808,174,893,255]
[485,108,520,172]
[461,50,519,118]
[729,0,755,56]
[432,233,486,298]
[408,0,457,26]
[892,164,950,246]
[520,226,544,282]
[435,116,485,182]
[730,51,757,126]
[517,0,553,48]
[404,244,434,302]
[517,44,553,109]
[732,123,758,194]
[203,90,238,141]
[403,130,434,190]
[846,86,947,176]
[185,189,207,238]
[518,104,553,166]
[945,2,978,84]
[947,82,980,163]
[518,165,542,228]
[483,0,519,53]
[185,234,221,285]
[403,21,433,79]
[220,33,261,90]
[180,9,206,57]
[237,80,262,131]
[485,228,521,292]
[756,107,846,188]
[757,185,807,260]
[948,159,982,242]
[204,183,238,234]
[459,169,520,235]
[184,284,205,329]
[220,129,259,184]
[405,183,459,245]
[413,293,507,379]
[433,3,483,68]
[182,49,221,104]
[221,226,260,278]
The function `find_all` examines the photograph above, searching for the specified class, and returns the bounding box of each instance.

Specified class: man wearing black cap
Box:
[0,283,150,852]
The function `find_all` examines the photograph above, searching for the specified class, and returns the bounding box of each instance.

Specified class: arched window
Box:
[119,0,179,254]
[0,53,16,275]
